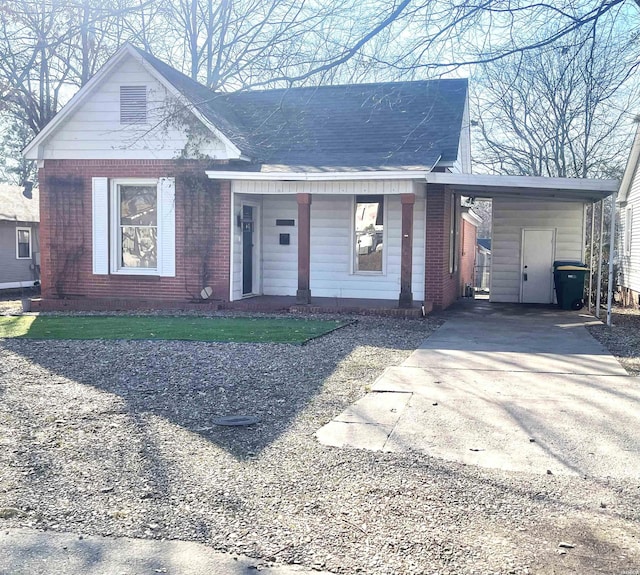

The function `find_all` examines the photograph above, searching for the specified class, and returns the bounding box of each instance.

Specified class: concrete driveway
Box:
[316,301,640,477]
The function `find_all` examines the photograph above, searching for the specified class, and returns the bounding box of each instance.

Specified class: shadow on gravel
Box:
[0,319,427,460]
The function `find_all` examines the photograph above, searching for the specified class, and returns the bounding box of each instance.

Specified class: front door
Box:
[242,205,254,295]
[521,229,554,303]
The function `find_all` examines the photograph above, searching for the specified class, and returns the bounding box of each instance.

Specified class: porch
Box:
[29,294,426,317]
[220,295,426,318]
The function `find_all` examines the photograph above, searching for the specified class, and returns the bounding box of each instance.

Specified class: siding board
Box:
[492,198,584,303]
[42,56,228,160]
[620,169,640,292]
[230,180,425,301]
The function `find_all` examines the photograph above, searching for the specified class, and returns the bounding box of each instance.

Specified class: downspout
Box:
[606,192,617,327]
[595,199,605,319]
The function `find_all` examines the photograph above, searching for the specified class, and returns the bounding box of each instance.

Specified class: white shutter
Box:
[158,177,176,277]
[92,177,109,275]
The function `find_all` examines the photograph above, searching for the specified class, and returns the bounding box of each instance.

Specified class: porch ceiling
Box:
[426,172,618,202]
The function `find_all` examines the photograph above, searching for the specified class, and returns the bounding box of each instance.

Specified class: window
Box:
[120,85,147,124]
[16,227,31,259]
[111,180,158,272]
[624,206,633,257]
[354,195,384,273]
[93,177,175,277]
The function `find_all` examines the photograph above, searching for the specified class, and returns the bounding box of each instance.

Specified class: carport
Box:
[425,173,619,324]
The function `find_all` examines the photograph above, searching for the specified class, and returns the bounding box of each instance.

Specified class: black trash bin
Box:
[553,260,589,310]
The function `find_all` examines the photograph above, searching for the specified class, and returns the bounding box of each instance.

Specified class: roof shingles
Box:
[135,47,468,172]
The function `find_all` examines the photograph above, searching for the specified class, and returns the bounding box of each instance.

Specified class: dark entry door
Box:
[242,205,254,295]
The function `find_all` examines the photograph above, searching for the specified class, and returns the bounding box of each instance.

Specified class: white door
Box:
[521,229,555,303]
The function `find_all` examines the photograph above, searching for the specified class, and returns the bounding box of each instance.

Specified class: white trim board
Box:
[206,170,617,201]
[0,281,38,290]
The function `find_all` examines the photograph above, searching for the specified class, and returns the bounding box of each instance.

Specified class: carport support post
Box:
[296,193,312,304]
[606,192,617,327]
[595,199,605,318]
[399,193,415,308]
[588,203,595,313]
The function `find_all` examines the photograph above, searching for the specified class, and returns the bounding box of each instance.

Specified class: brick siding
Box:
[38,160,230,303]
[425,185,460,310]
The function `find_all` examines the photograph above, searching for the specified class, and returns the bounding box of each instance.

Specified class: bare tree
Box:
[3,0,640,185]
[471,21,640,178]
[365,0,640,75]
[0,0,154,182]
[145,0,413,90]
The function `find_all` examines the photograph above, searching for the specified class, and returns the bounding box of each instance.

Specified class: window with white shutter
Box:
[91,177,176,277]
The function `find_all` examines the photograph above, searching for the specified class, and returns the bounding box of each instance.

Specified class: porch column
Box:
[296,193,312,304]
[399,193,415,308]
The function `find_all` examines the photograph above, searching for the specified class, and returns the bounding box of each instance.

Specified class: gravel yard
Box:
[1,304,640,574]
[587,306,640,375]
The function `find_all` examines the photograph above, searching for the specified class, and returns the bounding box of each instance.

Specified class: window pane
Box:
[355,199,383,272]
[120,185,157,226]
[17,230,30,258]
[121,226,157,268]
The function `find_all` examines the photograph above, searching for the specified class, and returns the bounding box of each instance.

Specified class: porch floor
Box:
[29,295,428,317]
[222,295,428,318]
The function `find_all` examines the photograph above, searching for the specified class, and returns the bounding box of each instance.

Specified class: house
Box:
[22,44,617,313]
[0,184,40,290]
[617,126,640,307]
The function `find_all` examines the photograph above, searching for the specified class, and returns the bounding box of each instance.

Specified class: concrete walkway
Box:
[0,528,332,575]
[316,302,640,477]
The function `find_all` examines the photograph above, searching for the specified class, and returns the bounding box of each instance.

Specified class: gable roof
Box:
[25,44,469,172]
[23,44,242,161]
[0,184,39,222]
[119,48,469,172]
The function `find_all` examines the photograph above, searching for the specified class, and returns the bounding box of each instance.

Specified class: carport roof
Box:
[426,173,618,202]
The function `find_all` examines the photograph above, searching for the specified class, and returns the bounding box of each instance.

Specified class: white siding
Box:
[450,97,471,174]
[309,193,425,300]
[491,198,584,303]
[262,196,298,296]
[619,168,640,292]
[41,56,228,160]
[233,179,414,196]
[229,180,426,302]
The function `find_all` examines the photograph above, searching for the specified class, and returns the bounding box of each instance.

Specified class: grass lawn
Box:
[0,315,347,344]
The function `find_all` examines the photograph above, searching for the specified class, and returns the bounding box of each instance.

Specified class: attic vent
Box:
[120,85,147,123]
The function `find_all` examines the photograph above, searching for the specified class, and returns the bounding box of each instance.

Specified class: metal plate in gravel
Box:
[212,415,260,426]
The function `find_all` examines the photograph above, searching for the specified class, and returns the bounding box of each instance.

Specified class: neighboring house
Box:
[0,184,40,290]
[23,44,617,312]
[618,126,640,307]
